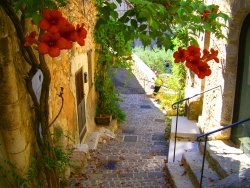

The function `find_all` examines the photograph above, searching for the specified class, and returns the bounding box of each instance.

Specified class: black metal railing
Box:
[197,117,250,188]
[171,85,221,162]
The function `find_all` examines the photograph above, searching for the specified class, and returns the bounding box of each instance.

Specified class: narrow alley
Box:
[69,69,171,187]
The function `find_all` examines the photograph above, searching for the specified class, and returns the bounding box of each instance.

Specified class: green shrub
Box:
[133,45,186,114]
[132,46,172,74]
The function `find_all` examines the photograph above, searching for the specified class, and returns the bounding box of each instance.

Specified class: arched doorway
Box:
[231,14,250,155]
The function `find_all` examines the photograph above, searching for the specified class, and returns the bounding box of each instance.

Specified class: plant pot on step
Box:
[95,114,112,125]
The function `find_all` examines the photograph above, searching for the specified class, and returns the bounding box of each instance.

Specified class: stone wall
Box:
[0,6,35,187]
[45,0,97,144]
[0,0,97,186]
[191,0,250,139]
[131,54,156,94]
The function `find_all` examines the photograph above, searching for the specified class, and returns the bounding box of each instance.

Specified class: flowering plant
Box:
[24,9,87,57]
[0,0,88,187]
[173,46,219,79]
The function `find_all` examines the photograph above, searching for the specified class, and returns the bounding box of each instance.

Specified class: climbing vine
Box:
[0,0,229,187]
[0,0,87,187]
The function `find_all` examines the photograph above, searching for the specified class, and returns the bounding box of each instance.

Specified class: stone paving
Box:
[69,94,172,188]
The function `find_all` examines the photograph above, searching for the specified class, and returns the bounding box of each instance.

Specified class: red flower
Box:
[76,24,87,46]
[39,9,67,33]
[201,48,219,63]
[173,47,186,63]
[184,45,201,62]
[59,22,77,42]
[196,62,212,79]
[201,10,210,20]
[38,32,63,57]
[57,37,72,50]
[210,48,219,63]
[24,31,37,46]
[162,3,169,9]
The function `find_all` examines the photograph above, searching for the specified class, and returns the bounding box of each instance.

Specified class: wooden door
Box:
[75,68,87,142]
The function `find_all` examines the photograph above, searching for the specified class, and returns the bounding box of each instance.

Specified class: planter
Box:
[95,114,112,125]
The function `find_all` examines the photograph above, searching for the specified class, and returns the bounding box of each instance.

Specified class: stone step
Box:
[168,138,199,163]
[199,140,250,179]
[70,171,167,187]
[84,132,100,150]
[207,168,250,188]
[171,116,200,140]
[84,121,118,150]
[86,154,167,174]
[68,144,91,175]
[166,162,195,188]
[182,152,220,188]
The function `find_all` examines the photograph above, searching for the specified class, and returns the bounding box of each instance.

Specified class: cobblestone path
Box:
[69,94,171,188]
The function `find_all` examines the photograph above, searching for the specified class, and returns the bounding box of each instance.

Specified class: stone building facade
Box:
[0,0,97,186]
[186,0,250,148]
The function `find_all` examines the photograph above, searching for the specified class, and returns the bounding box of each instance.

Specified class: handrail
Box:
[197,117,250,139]
[172,85,221,109]
[171,85,221,162]
[197,117,250,188]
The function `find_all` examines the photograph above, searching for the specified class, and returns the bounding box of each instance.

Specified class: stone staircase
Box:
[68,120,118,175]
[166,116,250,188]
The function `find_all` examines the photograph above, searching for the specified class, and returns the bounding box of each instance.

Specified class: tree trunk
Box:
[39,55,60,188]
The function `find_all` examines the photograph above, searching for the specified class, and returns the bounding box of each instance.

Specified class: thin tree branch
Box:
[49,87,64,127]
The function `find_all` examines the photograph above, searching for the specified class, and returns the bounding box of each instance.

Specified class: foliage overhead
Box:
[0,0,229,186]
[95,0,229,78]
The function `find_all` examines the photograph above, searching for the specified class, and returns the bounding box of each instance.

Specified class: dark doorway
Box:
[231,14,250,156]
[75,68,87,142]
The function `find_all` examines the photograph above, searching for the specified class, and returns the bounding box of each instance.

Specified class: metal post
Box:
[173,103,179,162]
[200,135,208,188]
[144,79,146,99]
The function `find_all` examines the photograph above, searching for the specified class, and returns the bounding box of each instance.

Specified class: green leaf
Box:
[180,1,186,6]
[198,5,207,13]
[115,0,122,4]
[217,12,230,21]
[131,19,138,28]
[192,3,199,10]
[177,8,184,17]
[203,23,214,32]
[138,24,147,31]
[109,2,117,10]
[162,36,171,49]
[147,16,158,30]
[119,11,131,23]
[14,0,24,12]
[31,13,42,24]
[110,11,118,20]
[140,35,151,47]
[188,37,199,46]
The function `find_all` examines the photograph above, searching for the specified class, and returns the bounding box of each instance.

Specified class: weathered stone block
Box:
[186,100,202,121]
[68,144,90,174]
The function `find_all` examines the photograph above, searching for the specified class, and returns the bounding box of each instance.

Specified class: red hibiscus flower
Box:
[173,47,186,63]
[24,31,37,46]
